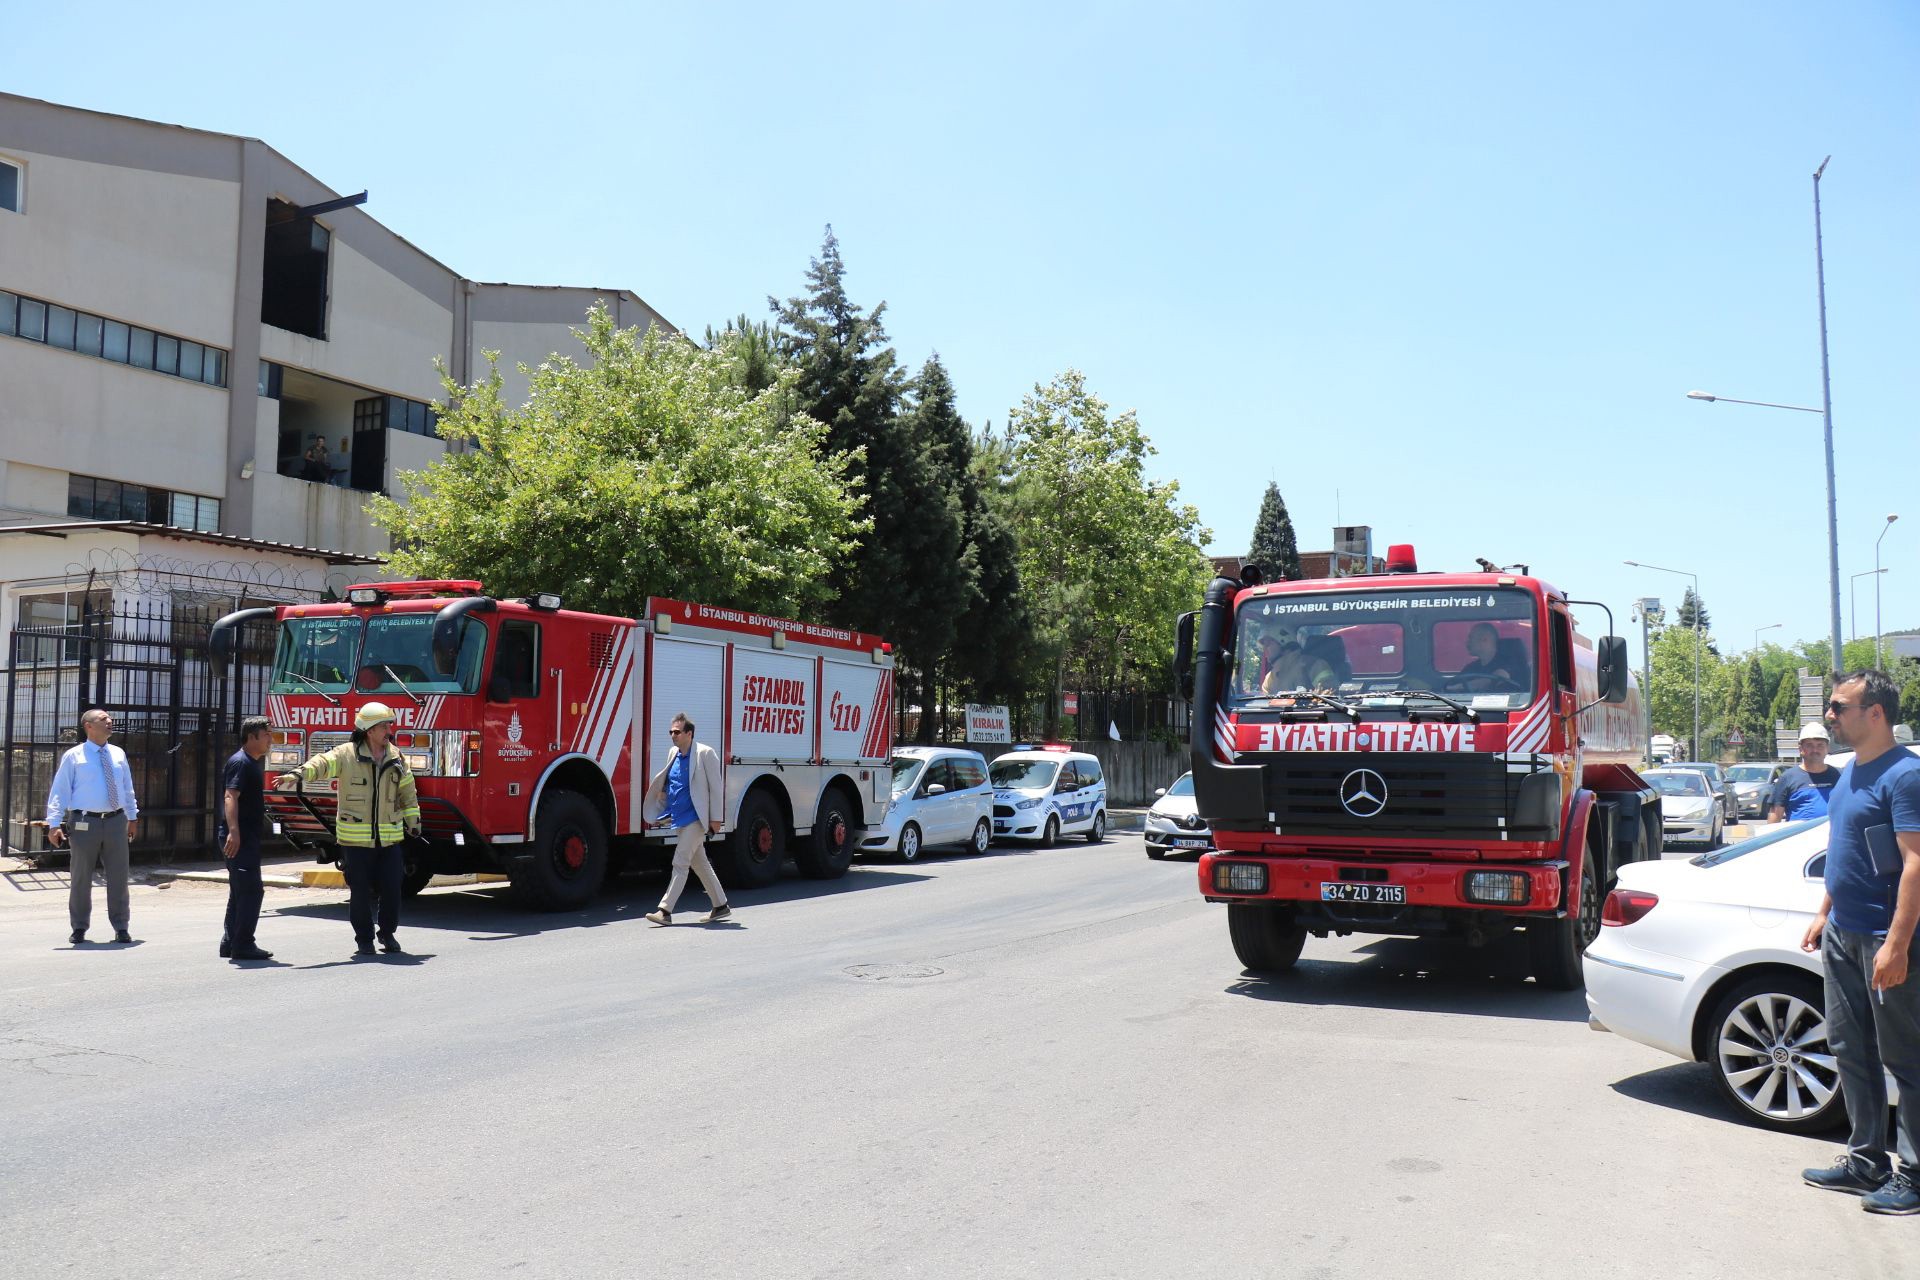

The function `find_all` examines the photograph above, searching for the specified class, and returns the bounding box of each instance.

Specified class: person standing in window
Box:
[301,436,330,482]
[46,708,140,945]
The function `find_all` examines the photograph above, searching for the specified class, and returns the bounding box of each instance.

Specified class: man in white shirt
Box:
[46,708,141,944]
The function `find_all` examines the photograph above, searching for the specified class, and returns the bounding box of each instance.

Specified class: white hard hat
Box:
[355,702,398,732]
[1798,722,1830,743]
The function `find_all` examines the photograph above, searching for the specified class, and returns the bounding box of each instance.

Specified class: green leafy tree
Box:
[1647,624,1732,755]
[369,305,865,618]
[1002,370,1212,737]
[1676,587,1711,633]
[1738,655,1772,760]
[1770,667,1806,738]
[1719,660,1746,758]
[772,228,963,679]
[704,313,783,394]
[1902,671,1920,735]
[954,423,1042,708]
[1246,483,1303,580]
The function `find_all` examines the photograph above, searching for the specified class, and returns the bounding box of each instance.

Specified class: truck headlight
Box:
[1213,863,1267,894]
[1462,870,1531,905]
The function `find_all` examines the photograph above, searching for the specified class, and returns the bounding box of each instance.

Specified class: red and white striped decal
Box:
[414,694,444,730]
[266,694,288,725]
[571,625,637,776]
[1507,699,1553,754]
[1213,706,1236,762]
[860,671,892,761]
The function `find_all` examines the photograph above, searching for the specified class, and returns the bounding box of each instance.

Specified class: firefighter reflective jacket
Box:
[295,741,421,847]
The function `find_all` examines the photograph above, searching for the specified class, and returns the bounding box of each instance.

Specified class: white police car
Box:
[989,745,1107,845]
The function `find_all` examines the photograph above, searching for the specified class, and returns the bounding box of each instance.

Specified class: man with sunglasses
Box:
[643,714,730,926]
[1800,670,1920,1215]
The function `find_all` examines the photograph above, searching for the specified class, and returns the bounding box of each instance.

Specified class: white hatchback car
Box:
[1584,815,1898,1134]
[1145,772,1211,859]
[862,747,994,862]
[989,747,1108,845]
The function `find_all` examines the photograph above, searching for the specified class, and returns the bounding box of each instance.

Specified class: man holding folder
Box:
[1800,669,1920,1215]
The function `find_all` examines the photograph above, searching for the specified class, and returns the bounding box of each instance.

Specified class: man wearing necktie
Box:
[46,708,140,944]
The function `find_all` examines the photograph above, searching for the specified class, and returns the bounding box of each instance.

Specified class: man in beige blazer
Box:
[644,713,730,925]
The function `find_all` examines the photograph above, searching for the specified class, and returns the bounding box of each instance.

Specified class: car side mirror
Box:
[1598,636,1630,704]
[923,783,947,797]
[1153,787,1167,799]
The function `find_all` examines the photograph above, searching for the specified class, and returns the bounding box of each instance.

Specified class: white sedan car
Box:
[1144,772,1212,859]
[1584,815,1897,1134]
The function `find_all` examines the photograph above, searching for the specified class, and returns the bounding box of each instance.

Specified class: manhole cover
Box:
[844,963,944,981]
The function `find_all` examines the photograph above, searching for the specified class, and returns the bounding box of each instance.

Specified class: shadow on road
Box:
[1607,1061,1796,1132]
[1225,936,1589,1023]
[272,862,935,941]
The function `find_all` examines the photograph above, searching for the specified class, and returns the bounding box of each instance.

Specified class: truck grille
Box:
[1261,752,1512,838]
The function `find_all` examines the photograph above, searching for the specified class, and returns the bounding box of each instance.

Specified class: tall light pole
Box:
[1851,567,1887,654]
[1688,389,1840,678]
[1634,597,1661,763]
[1813,156,1841,681]
[1754,622,1782,652]
[1876,514,1899,666]
[1628,561,1700,759]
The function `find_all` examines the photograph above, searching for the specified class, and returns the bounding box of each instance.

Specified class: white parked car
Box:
[1644,768,1723,850]
[989,747,1108,845]
[1584,816,1897,1134]
[861,747,993,862]
[1145,772,1211,859]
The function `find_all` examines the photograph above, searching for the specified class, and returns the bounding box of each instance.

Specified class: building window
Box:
[67,472,219,532]
[258,360,283,399]
[0,286,228,387]
[0,158,19,214]
[261,198,329,339]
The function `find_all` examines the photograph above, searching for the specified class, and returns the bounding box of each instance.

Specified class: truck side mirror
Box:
[1173,611,1197,700]
[1598,636,1630,703]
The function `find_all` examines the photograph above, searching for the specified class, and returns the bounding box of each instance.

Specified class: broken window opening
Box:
[261,198,330,339]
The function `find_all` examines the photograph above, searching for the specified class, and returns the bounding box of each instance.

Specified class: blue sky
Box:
[7,2,1917,657]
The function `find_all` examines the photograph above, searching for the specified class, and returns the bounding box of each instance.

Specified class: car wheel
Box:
[1146,841,1167,860]
[1703,972,1844,1134]
[898,823,922,863]
[1707,814,1722,850]
[1040,815,1059,848]
[1084,810,1105,843]
[969,819,990,855]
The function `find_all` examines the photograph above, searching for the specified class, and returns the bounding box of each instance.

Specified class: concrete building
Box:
[0,91,672,645]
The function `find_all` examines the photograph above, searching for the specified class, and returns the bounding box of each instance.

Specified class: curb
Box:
[149,868,508,890]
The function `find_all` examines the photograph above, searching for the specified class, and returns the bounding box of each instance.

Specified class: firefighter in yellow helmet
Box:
[274,701,422,956]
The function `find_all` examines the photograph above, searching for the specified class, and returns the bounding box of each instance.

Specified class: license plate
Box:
[1173,838,1209,849]
[1320,882,1406,904]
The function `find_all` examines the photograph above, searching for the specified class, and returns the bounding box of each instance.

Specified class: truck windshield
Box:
[269,617,360,693]
[1233,586,1540,710]
[356,614,487,695]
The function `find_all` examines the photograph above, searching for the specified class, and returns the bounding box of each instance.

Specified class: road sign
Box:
[1728,729,1745,747]
[1063,693,1078,716]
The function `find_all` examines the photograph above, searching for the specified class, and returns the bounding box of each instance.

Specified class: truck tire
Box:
[401,862,436,897]
[512,790,608,911]
[1227,903,1307,973]
[714,788,786,890]
[794,786,857,879]
[1528,854,1599,990]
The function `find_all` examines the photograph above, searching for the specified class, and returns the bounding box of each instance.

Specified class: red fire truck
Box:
[1173,546,1655,988]
[210,582,895,910]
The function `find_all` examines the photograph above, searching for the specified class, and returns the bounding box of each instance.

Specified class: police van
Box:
[988,745,1108,845]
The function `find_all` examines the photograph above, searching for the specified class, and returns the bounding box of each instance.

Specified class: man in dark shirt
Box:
[1768,722,1842,822]
[1799,670,1920,1215]
[219,717,274,962]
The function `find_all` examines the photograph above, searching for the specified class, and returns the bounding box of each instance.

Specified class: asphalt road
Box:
[2,832,1915,1278]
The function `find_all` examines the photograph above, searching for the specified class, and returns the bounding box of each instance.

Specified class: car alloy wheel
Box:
[1715,990,1838,1127]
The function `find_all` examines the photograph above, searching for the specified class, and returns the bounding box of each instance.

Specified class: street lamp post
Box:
[1635,597,1661,763]
[1754,622,1782,653]
[1876,514,1899,666]
[1851,567,1888,654]
[1627,561,1700,760]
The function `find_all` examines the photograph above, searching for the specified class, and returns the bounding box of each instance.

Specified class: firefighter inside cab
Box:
[273,701,423,954]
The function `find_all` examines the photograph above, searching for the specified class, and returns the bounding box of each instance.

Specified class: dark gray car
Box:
[1666,761,1738,823]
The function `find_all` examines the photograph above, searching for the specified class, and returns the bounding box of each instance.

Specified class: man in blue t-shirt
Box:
[219,716,275,961]
[1799,670,1920,1215]
[1768,722,1842,822]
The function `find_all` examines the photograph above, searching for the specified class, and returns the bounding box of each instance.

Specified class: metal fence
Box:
[2,603,278,859]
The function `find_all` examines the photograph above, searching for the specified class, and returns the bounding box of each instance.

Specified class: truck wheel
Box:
[1528,855,1599,990]
[795,786,857,879]
[715,789,785,890]
[1702,971,1844,1134]
[1228,903,1306,972]
[401,862,436,897]
[513,790,608,911]
[1084,810,1106,843]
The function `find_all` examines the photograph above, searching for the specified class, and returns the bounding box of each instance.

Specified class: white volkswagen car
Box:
[1584,813,1897,1134]
[989,747,1108,845]
[1145,772,1211,858]
[861,747,994,862]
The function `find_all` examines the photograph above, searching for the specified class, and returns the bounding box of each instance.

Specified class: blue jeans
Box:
[1823,921,1920,1177]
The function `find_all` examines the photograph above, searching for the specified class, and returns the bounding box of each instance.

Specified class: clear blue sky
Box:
[9,2,1917,658]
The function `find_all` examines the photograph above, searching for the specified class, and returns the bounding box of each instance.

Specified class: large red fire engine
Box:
[210,582,895,910]
[1173,546,1655,988]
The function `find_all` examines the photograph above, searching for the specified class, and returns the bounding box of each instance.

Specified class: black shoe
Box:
[113,930,133,944]
[377,933,404,954]
[230,945,274,961]
[69,929,86,945]
[1862,1172,1920,1215]
[354,942,376,957]
[219,939,232,958]
[1804,1156,1890,1195]
[704,903,732,923]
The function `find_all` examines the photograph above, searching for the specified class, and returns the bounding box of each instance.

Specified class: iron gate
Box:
[2,603,278,858]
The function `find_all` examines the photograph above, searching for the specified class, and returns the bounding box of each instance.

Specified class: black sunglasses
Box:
[1826,699,1854,715]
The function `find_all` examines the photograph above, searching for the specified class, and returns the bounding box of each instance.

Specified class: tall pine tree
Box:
[1676,587,1711,632]
[1246,483,1303,580]
[1739,654,1772,760]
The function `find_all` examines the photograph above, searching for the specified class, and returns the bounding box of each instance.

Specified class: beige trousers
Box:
[659,822,726,914]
